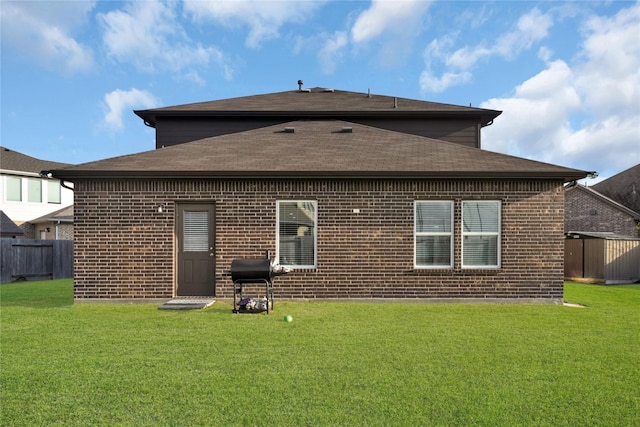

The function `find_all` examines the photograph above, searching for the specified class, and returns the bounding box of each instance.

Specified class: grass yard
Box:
[1,280,639,426]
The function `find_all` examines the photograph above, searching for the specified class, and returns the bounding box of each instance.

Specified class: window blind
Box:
[278,201,316,267]
[415,201,453,267]
[462,201,500,267]
[183,211,208,252]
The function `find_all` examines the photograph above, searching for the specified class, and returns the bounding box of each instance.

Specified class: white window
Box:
[415,201,453,268]
[6,176,21,201]
[28,178,42,203]
[48,181,61,204]
[462,201,501,268]
[277,201,317,268]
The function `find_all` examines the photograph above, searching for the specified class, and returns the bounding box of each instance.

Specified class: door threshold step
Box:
[158,299,215,310]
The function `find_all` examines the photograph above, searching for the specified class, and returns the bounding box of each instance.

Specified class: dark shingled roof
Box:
[29,205,74,224]
[52,120,587,181]
[0,146,70,175]
[592,164,640,213]
[135,88,501,127]
[0,211,24,237]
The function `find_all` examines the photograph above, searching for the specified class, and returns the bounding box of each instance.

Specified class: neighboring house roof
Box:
[0,210,24,237]
[0,146,70,176]
[566,231,640,241]
[51,120,587,181]
[592,164,640,213]
[29,205,74,224]
[135,87,502,127]
[566,183,640,219]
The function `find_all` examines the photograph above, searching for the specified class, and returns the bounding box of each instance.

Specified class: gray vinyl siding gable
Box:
[156,116,482,149]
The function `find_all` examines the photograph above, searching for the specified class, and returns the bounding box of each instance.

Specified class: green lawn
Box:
[1,280,638,426]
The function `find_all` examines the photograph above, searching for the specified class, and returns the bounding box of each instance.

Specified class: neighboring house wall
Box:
[33,222,73,240]
[19,222,35,239]
[0,173,73,224]
[565,186,639,237]
[73,178,565,301]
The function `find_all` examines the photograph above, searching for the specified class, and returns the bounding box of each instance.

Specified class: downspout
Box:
[55,221,60,240]
[40,171,74,191]
[479,119,494,150]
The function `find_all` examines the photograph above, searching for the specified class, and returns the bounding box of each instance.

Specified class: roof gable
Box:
[135,88,501,127]
[566,184,640,219]
[53,120,586,181]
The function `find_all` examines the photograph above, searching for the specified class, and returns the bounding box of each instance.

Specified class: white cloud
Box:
[183,0,324,49]
[351,0,430,43]
[482,60,580,156]
[419,70,472,93]
[495,8,553,57]
[350,0,431,66]
[574,3,640,120]
[99,1,228,82]
[318,31,348,74]
[421,8,553,94]
[481,3,640,180]
[103,89,160,131]
[0,1,95,74]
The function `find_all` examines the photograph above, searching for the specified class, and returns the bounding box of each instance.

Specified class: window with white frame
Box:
[27,178,42,203]
[277,201,317,268]
[48,180,61,204]
[6,176,22,201]
[415,201,453,268]
[462,200,501,268]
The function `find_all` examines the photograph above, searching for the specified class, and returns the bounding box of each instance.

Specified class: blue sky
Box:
[1,0,639,182]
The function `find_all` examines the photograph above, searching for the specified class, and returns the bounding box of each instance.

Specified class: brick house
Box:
[564,165,640,284]
[28,205,75,241]
[52,87,588,302]
[565,183,640,238]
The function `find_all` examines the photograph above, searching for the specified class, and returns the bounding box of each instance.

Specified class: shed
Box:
[565,232,640,284]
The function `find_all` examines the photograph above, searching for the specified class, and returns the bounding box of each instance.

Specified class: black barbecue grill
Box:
[230,255,291,314]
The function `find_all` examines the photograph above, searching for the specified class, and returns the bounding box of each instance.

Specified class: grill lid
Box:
[230,258,291,283]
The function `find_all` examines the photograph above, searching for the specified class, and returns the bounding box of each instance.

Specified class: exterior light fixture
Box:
[158,204,166,213]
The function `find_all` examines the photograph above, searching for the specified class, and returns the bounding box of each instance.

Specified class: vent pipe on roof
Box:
[367,88,371,98]
[297,80,303,91]
[393,97,398,108]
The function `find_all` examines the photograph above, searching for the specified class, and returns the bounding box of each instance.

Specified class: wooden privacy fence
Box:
[0,238,73,284]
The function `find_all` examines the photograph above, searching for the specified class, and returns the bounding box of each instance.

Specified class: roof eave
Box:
[134,109,502,128]
[51,169,587,182]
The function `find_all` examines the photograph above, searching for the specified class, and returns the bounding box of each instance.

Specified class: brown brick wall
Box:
[73,179,565,300]
[565,186,639,237]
